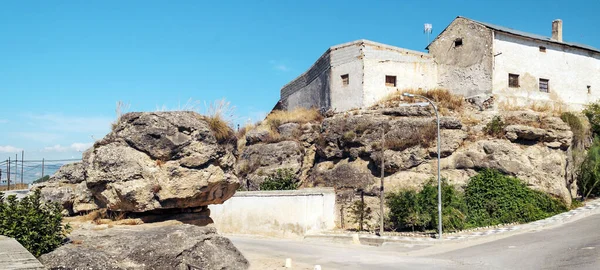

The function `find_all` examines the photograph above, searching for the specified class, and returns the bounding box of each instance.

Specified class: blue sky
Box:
[0,0,598,161]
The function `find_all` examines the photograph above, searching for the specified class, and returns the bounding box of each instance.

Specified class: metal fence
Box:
[0,156,81,190]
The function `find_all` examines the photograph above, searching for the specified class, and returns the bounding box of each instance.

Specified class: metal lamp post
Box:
[402,93,442,240]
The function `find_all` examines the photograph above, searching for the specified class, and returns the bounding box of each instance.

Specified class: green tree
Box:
[583,101,600,137]
[259,168,298,191]
[386,179,466,232]
[0,189,70,257]
[578,139,600,199]
[348,200,373,231]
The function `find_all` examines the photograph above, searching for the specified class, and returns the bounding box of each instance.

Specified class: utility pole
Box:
[7,157,10,191]
[41,158,45,179]
[21,151,24,185]
[380,129,385,236]
[15,154,17,187]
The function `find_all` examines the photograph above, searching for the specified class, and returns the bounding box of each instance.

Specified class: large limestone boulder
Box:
[447,139,571,204]
[38,111,239,216]
[236,140,304,190]
[39,223,249,270]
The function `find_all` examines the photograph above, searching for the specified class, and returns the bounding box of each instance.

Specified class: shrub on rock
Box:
[0,190,70,257]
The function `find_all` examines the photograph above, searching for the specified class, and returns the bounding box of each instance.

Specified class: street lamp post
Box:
[402,93,442,240]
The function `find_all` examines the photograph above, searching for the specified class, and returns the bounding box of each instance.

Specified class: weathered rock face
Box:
[39,223,249,270]
[238,108,580,211]
[37,111,239,217]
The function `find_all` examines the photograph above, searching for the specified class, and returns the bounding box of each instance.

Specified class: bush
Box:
[0,189,70,257]
[561,112,589,148]
[577,139,600,199]
[386,179,466,232]
[583,101,600,137]
[348,200,372,231]
[465,169,567,227]
[33,175,50,184]
[386,170,568,233]
[259,168,298,191]
[483,115,506,137]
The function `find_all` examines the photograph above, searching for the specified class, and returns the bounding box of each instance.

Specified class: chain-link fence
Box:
[0,158,81,190]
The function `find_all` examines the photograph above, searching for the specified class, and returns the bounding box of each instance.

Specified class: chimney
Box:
[552,19,563,42]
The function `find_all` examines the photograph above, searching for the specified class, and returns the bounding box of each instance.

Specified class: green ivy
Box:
[465,169,567,227]
[386,170,568,232]
[0,189,70,257]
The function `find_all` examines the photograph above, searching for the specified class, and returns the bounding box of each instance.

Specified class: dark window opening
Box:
[588,85,592,94]
[341,74,349,86]
[385,75,397,87]
[508,74,520,88]
[454,38,463,47]
[539,78,549,93]
[539,46,547,52]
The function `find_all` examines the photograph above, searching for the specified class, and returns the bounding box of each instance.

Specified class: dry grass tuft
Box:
[205,114,235,143]
[113,218,144,225]
[385,124,437,151]
[71,239,83,245]
[378,88,465,114]
[111,100,130,131]
[265,108,323,129]
[0,183,29,191]
[498,99,566,117]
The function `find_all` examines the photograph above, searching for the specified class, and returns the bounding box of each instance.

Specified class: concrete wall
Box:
[428,17,494,97]
[280,51,331,111]
[362,42,438,107]
[329,43,364,112]
[492,32,600,110]
[209,188,336,238]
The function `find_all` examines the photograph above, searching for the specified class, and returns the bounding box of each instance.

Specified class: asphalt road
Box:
[229,213,600,269]
[433,213,600,270]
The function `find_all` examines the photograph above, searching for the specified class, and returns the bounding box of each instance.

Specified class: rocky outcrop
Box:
[238,108,580,211]
[37,111,239,219]
[39,223,249,270]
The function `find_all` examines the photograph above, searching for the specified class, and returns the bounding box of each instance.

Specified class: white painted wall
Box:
[209,188,336,238]
[329,44,364,112]
[493,32,600,110]
[362,43,438,107]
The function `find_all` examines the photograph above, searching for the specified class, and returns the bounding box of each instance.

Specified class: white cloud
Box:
[0,119,8,124]
[42,142,93,153]
[269,60,290,72]
[25,113,113,134]
[0,145,23,153]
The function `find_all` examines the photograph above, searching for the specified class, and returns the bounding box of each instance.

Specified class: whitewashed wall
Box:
[329,43,364,112]
[493,32,600,110]
[362,42,438,107]
[209,188,336,238]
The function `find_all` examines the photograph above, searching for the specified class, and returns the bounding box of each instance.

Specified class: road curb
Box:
[304,198,600,246]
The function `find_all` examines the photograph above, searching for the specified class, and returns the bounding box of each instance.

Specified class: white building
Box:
[279,17,600,112]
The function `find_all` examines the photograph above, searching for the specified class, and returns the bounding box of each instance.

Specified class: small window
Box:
[341,74,349,86]
[539,78,549,93]
[539,46,547,52]
[454,38,463,47]
[385,75,397,87]
[508,74,520,88]
[588,85,592,94]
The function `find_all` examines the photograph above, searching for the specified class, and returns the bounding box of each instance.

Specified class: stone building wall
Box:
[427,17,494,98]
[492,32,600,111]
